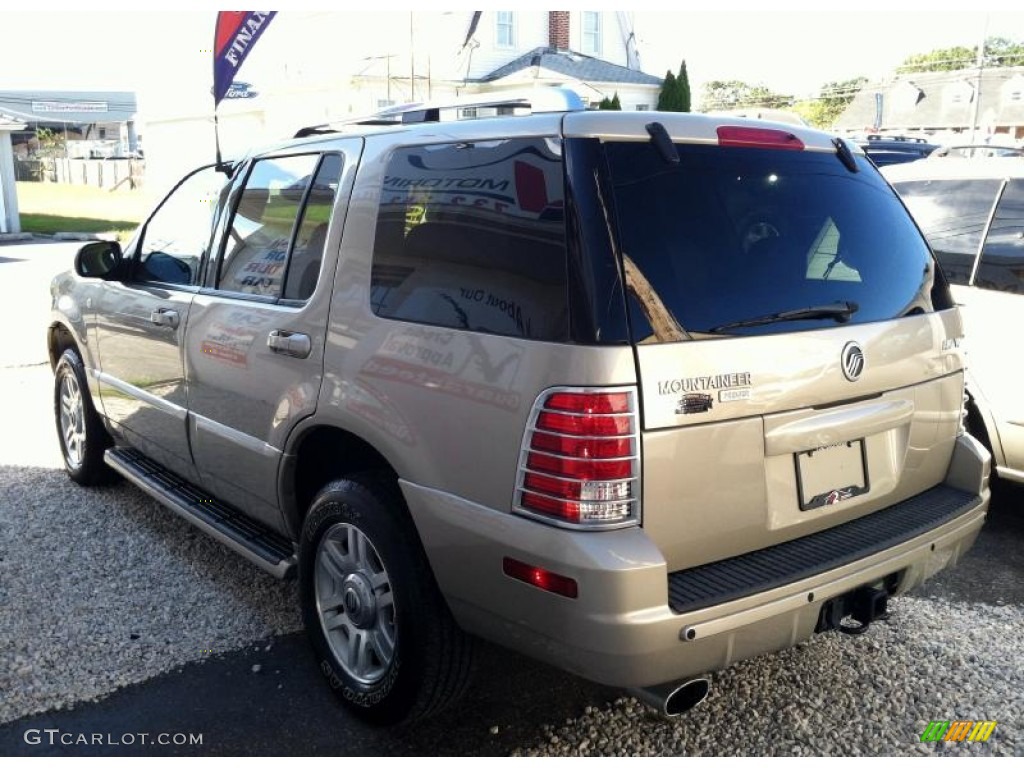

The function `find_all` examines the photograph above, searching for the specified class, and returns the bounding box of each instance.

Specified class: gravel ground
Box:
[514,596,1023,756]
[0,362,300,726]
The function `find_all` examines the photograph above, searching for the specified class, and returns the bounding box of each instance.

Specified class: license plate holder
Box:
[795,439,869,511]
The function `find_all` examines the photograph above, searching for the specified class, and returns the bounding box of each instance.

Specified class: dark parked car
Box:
[855,135,939,167]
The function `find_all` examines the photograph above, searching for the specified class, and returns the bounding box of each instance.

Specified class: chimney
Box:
[548,11,570,51]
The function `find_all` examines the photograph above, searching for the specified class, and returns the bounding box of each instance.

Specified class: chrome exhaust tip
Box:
[629,677,711,718]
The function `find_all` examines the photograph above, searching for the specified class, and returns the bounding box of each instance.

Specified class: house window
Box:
[496,11,515,48]
[635,104,650,111]
[582,12,601,55]
[1010,91,1023,102]
[377,99,395,109]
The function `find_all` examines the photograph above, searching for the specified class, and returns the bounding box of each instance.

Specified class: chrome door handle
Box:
[267,330,311,359]
[149,309,179,329]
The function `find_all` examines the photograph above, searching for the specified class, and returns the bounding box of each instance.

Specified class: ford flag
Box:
[213,11,276,107]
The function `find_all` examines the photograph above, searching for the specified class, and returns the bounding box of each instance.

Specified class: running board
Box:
[105,447,296,579]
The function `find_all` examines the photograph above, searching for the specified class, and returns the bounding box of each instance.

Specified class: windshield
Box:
[604,142,951,341]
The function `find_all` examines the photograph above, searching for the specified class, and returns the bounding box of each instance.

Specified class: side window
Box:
[977,178,1024,293]
[135,165,226,286]
[894,178,1003,286]
[218,154,323,298]
[370,137,568,341]
[283,154,343,301]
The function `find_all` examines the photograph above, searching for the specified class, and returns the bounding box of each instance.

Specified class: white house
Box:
[143,11,663,191]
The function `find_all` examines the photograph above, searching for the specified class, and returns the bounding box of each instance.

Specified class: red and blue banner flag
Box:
[213,11,277,107]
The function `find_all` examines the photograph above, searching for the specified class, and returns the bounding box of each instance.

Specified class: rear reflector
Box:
[503,557,579,598]
[717,126,804,151]
[515,387,640,528]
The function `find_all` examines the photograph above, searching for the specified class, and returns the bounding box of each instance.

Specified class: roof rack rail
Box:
[294,86,585,139]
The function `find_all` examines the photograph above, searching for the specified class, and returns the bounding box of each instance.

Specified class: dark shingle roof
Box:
[479,47,662,86]
[836,67,1024,131]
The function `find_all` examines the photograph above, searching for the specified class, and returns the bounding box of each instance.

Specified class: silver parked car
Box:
[885,157,1024,487]
[49,90,989,724]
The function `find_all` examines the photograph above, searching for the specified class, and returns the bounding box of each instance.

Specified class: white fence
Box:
[15,158,144,189]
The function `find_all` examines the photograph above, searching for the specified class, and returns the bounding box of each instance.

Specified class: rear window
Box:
[605,142,951,341]
[891,177,1003,286]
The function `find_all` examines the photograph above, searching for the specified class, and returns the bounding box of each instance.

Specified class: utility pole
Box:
[969,16,988,144]
[410,12,415,102]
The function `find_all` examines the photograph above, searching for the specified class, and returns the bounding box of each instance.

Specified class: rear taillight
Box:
[514,387,640,528]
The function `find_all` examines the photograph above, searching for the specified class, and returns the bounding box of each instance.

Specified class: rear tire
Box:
[53,347,116,486]
[299,474,474,724]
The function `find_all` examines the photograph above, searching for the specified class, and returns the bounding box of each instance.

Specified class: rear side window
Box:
[284,154,343,301]
[219,153,341,299]
[978,178,1024,293]
[370,138,568,341]
[892,178,1002,286]
[605,143,950,341]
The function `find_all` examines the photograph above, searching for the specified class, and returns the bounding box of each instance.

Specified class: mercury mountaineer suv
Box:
[49,89,990,724]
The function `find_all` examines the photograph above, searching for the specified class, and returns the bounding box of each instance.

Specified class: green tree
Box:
[700,80,794,112]
[897,37,1024,73]
[677,60,691,113]
[792,76,867,129]
[657,70,678,110]
[598,92,621,110]
[34,127,66,158]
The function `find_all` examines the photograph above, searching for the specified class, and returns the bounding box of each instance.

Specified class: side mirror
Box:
[75,240,123,280]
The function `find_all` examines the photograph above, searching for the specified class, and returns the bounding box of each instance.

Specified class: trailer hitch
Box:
[816,586,890,635]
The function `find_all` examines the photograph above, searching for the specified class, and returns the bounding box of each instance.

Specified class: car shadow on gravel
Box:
[0,633,620,757]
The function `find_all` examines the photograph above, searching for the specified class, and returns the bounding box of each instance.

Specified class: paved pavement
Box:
[0,240,84,368]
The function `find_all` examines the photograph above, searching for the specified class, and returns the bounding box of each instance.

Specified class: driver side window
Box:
[134,165,227,286]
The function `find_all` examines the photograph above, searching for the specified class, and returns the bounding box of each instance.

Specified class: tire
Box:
[299,474,475,724]
[53,347,116,486]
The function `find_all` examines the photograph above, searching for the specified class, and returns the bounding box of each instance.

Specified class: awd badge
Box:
[675,393,713,415]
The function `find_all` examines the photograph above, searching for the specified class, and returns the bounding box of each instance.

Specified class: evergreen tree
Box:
[677,61,691,113]
[657,70,678,110]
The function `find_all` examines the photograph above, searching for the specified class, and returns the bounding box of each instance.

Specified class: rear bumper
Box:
[402,433,990,689]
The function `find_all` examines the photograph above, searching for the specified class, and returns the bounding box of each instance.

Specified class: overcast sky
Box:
[2,6,1023,115]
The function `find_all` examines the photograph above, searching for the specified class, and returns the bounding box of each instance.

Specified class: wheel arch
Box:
[279,422,402,541]
[47,322,80,370]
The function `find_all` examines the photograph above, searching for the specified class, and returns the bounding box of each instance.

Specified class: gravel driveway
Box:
[2,241,1022,756]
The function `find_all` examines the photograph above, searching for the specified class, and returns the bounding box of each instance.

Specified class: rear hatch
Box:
[575,118,965,571]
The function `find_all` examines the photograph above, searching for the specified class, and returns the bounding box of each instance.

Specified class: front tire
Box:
[53,347,115,486]
[299,475,474,724]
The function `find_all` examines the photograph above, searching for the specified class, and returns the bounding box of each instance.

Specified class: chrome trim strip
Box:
[968,177,1008,287]
[94,370,187,422]
[191,412,282,459]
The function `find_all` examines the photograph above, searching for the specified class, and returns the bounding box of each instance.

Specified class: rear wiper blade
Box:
[710,301,859,332]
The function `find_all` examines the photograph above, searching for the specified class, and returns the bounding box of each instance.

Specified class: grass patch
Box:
[16,182,152,240]
[19,213,141,239]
